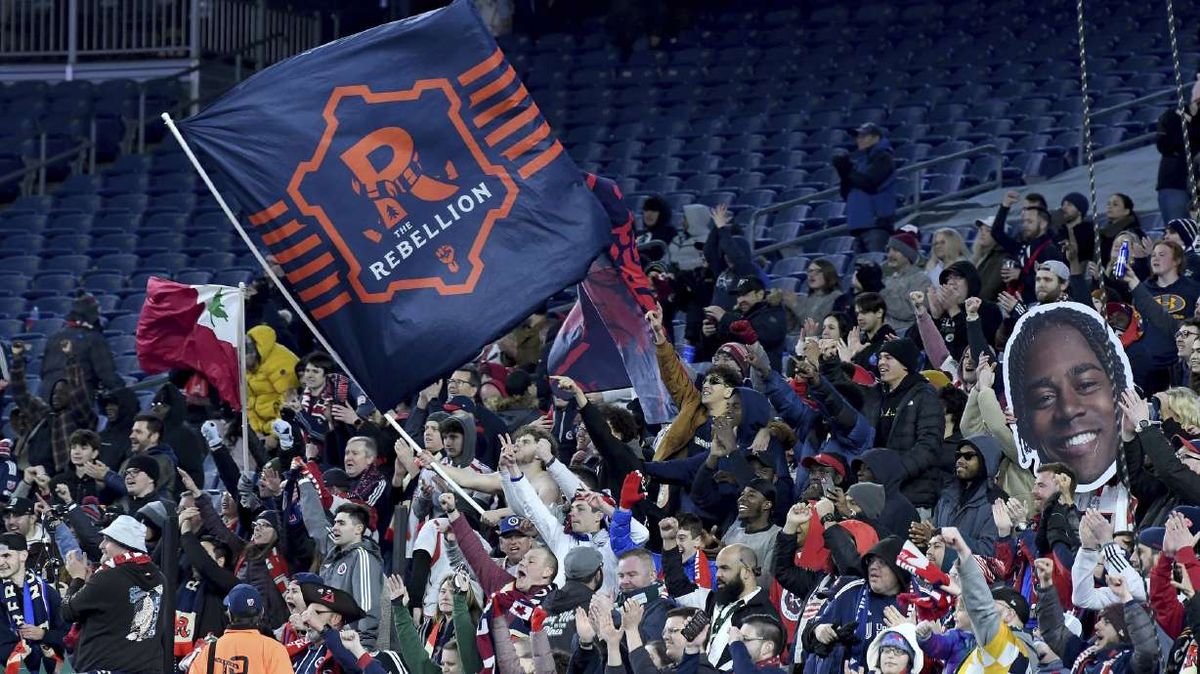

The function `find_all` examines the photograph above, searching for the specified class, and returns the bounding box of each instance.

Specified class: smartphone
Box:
[335,377,350,405]
[820,475,839,499]
[680,610,710,642]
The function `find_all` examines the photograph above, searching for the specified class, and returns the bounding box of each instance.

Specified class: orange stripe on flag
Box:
[518,140,564,179]
[261,219,303,246]
[312,292,351,320]
[486,104,540,147]
[502,121,551,161]
[298,274,340,302]
[469,65,517,106]
[248,201,287,225]
[274,235,320,264]
[473,84,528,128]
[457,48,504,86]
[286,252,333,284]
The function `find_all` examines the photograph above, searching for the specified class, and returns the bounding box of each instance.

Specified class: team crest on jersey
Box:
[337,563,348,575]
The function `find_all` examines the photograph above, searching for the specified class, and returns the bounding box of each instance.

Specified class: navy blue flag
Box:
[548,260,675,425]
[178,0,610,410]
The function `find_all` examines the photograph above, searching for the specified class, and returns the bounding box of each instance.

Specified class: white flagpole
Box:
[237,282,249,471]
[162,113,486,517]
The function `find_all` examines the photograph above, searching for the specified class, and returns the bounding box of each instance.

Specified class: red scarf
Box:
[102,552,151,569]
[235,548,289,595]
[693,550,714,589]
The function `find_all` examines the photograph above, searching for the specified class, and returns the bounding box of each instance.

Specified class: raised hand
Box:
[178,467,202,498]
[964,297,981,320]
[976,354,996,389]
[1002,190,1021,208]
[645,308,667,345]
[659,517,679,548]
[1034,558,1055,588]
[992,499,1013,536]
[621,599,645,633]
[711,203,730,229]
[438,492,458,517]
[384,574,409,603]
[575,606,596,643]
[1106,574,1132,602]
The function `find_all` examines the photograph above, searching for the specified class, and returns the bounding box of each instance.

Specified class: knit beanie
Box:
[715,342,750,380]
[855,262,884,292]
[1168,218,1200,251]
[1061,192,1089,217]
[847,482,885,520]
[887,231,920,263]
[125,454,160,482]
[879,338,920,374]
[1100,603,1129,642]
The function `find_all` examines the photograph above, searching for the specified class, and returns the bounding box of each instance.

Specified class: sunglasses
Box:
[954,451,979,461]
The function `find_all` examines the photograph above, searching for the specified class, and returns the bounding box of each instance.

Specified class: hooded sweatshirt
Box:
[866,624,925,674]
[61,558,167,674]
[245,325,300,435]
[98,387,140,468]
[153,383,207,490]
[913,260,1003,361]
[439,409,494,511]
[801,536,911,674]
[931,434,1003,556]
[320,537,383,649]
[852,449,920,539]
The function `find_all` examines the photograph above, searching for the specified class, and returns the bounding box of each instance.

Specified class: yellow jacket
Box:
[245,325,299,435]
[652,340,708,462]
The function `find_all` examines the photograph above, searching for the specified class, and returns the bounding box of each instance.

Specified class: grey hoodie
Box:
[319,536,383,649]
[930,434,1002,556]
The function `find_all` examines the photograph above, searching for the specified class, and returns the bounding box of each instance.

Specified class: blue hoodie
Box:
[842,138,897,232]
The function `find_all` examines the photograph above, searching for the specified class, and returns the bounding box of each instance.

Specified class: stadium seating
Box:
[0,0,1196,386]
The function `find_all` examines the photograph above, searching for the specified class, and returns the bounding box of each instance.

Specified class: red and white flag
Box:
[136,277,243,409]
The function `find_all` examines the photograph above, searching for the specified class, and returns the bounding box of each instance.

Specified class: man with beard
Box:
[96,389,139,469]
[993,462,1080,610]
[0,533,65,673]
[802,537,910,674]
[97,414,179,501]
[419,423,563,513]
[60,515,166,674]
[315,503,382,648]
[798,453,851,502]
[991,190,1066,303]
[912,435,1004,556]
[293,582,392,674]
[617,605,719,674]
[660,525,778,670]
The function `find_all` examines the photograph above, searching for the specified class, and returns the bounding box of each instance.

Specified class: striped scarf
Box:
[1,569,61,674]
[475,585,549,674]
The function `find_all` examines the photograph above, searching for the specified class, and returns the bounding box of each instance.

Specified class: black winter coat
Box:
[854,373,947,509]
[39,325,122,399]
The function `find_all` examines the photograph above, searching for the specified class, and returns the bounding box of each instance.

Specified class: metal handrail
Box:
[750,144,1002,256]
[1076,86,1178,164]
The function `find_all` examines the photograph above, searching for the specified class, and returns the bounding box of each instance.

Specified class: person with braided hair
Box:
[1003,303,1133,496]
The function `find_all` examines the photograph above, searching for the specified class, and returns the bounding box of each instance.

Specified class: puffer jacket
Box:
[930,434,1003,556]
[837,369,946,509]
[246,325,299,435]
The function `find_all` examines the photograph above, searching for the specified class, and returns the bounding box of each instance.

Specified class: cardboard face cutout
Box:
[1003,302,1133,492]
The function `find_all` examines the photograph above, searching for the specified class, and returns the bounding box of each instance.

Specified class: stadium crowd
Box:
[4,16,1200,674]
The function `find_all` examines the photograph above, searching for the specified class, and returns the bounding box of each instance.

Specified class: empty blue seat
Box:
[107,314,140,334]
[0,256,39,276]
[41,255,90,275]
[114,355,143,377]
[118,293,147,313]
[94,254,140,275]
[0,319,22,338]
[770,257,809,279]
[82,271,125,294]
[142,253,190,269]
[176,270,213,285]
[34,296,74,316]
[818,236,856,254]
[30,273,78,296]
[213,268,256,286]
[107,334,137,355]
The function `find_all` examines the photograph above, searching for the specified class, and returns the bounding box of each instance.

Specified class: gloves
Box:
[272,419,294,450]
[200,420,222,449]
[729,319,758,345]
[619,471,646,510]
[831,152,851,171]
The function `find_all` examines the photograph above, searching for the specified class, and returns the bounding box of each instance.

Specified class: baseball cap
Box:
[1,497,33,517]
[1038,260,1070,282]
[732,276,765,296]
[991,585,1029,624]
[498,515,529,537]
[801,453,848,479]
[564,546,603,582]
[224,584,264,618]
[0,533,26,552]
[856,122,885,137]
[300,583,366,622]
